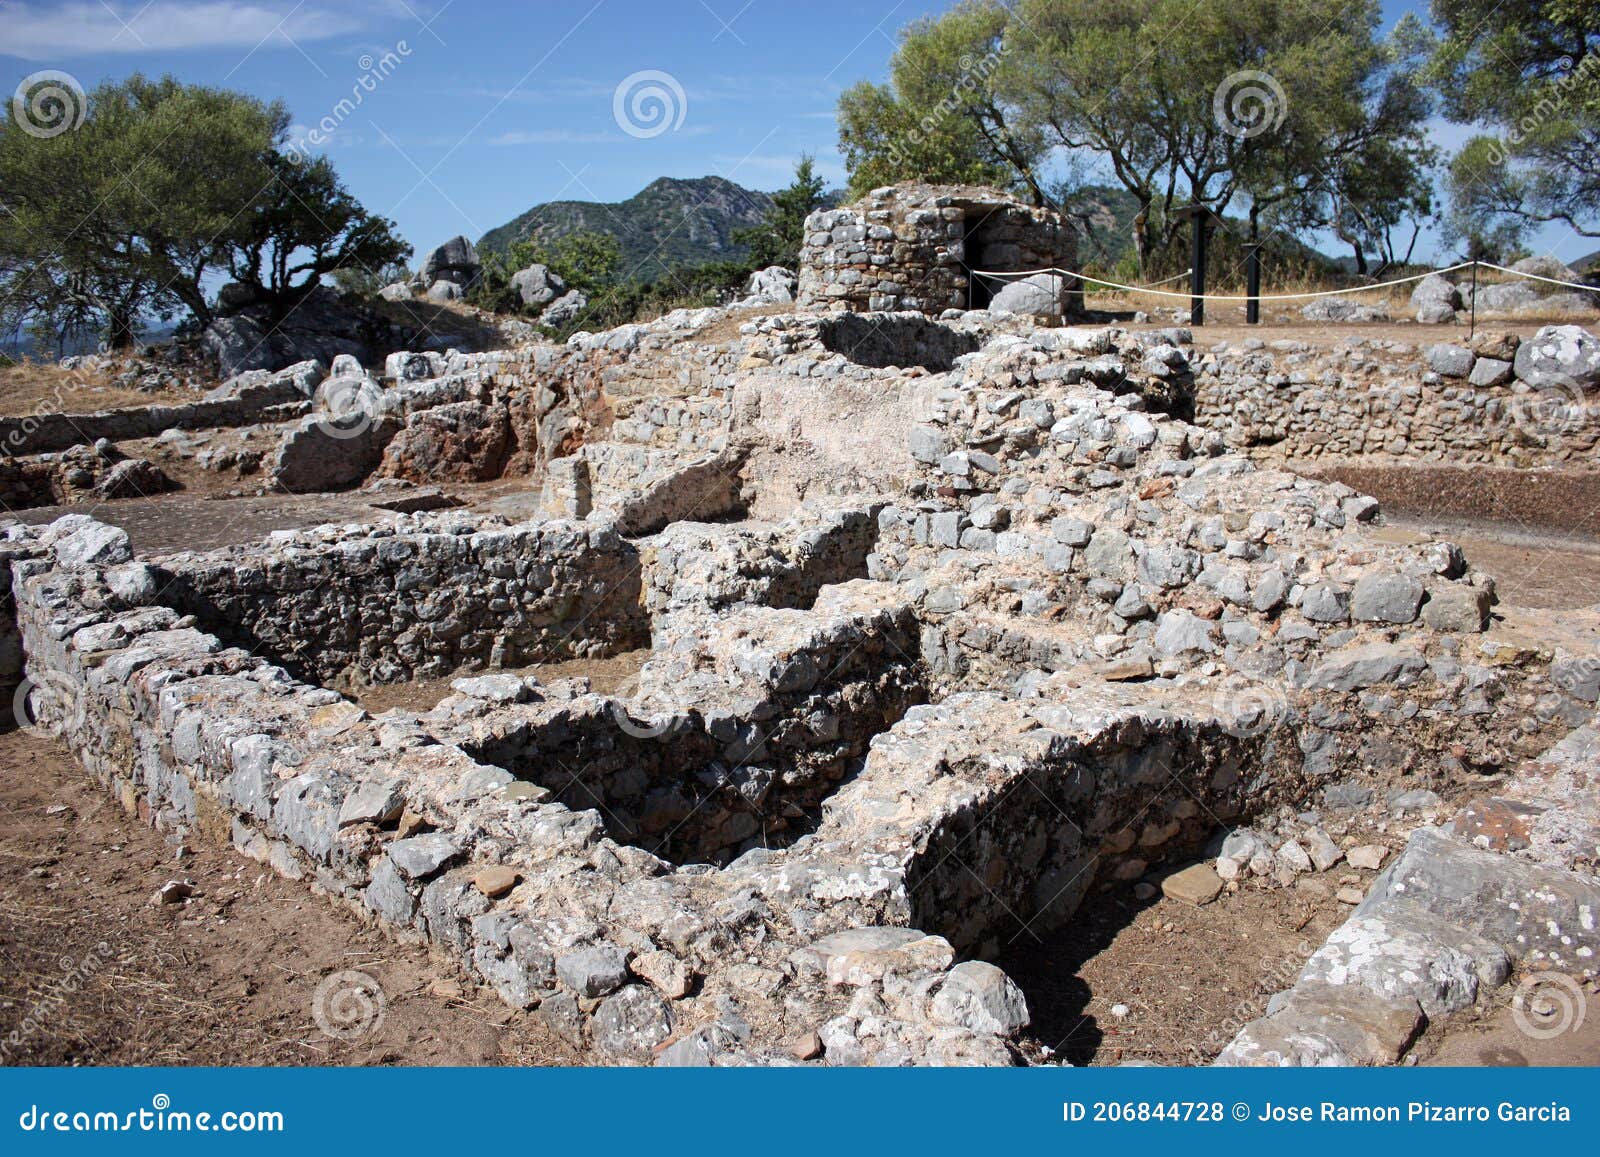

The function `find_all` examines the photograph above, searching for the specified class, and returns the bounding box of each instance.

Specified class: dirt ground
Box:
[349,649,653,714]
[1002,867,1351,1066]
[1104,286,1583,345]
[0,723,578,1067]
[14,488,410,555]
[1373,519,1600,611]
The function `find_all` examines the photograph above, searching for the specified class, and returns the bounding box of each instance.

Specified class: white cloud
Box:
[0,1,363,59]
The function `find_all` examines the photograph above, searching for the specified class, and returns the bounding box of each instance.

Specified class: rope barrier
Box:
[962,259,1597,305]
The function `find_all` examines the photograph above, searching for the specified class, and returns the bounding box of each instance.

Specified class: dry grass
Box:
[0,359,194,420]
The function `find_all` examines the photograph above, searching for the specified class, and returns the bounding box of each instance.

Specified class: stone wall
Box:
[1194,326,1600,468]
[445,582,926,865]
[797,183,1077,316]
[0,391,309,457]
[4,517,1039,1065]
[154,515,649,687]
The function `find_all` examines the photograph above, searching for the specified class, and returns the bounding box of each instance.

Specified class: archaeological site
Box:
[3,181,1597,1071]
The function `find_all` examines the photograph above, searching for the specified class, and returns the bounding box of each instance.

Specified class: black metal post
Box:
[1190,214,1207,327]
[1246,243,1261,325]
[1469,261,1478,339]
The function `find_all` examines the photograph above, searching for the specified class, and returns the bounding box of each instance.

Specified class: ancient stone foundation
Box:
[7,301,1599,1069]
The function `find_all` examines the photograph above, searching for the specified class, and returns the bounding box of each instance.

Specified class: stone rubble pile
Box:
[1411,258,1598,325]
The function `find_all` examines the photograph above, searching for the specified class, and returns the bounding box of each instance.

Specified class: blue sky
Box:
[0,0,1588,266]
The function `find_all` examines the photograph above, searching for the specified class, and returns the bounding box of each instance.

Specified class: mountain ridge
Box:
[477,175,774,279]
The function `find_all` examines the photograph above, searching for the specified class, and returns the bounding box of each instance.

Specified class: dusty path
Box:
[0,724,576,1067]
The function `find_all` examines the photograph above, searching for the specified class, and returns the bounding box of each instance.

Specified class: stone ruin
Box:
[797,183,1081,318]
[5,237,1600,1067]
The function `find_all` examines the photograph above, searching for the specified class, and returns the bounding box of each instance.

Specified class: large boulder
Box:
[1513,324,1600,391]
[541,289,589,328]
[1410,273,1461,324]
[269,404,399,493]
[427,280,463,302]
[1510,255,1582,284]
[377,400,511,483]
[744,266,797,304]
[199,286,409,377]
[200,315,271,378]
[421,235,481,288]
[510,264,567,309]
[989,273,1069,318]
[1471,280,1542,314]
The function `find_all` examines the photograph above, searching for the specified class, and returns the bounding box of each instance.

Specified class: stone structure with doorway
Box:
[796,182,1080,318]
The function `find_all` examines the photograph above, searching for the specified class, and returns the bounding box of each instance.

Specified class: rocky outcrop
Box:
[200,286,419,377]
[511,264,567,309]
[378,400,511,483]
[421,235,482,289]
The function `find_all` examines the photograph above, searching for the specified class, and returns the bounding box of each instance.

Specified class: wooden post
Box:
[1189,212,1207,327]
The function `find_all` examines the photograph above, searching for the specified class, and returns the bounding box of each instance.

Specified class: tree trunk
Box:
[1132,206,1151,278]
[105,307,135,351]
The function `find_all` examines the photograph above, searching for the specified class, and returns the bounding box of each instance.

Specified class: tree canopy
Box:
[837,0,1437,274]
[732,155,830,268]
[0,74,409,348]
[1428,0,1600,250]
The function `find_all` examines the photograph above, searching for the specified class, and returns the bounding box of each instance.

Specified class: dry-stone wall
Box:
[797,183,1078,316]
[1195,324,1600,467]
[9,290,1600,1071]
[154,515,648,687]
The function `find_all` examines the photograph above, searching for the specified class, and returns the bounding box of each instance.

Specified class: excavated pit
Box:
[816,314,980,371]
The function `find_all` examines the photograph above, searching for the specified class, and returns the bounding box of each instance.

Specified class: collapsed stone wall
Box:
[153,516,648,688]
[863,325,1567,812]
[797,183,1077,316]
[1195,325,1600,468]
